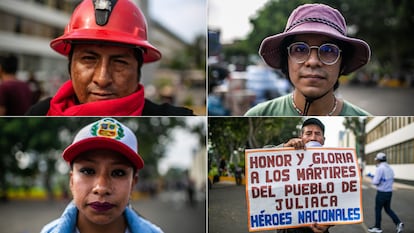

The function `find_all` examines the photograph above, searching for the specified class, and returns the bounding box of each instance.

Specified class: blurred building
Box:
[0,0,196,103]
[0,0,70,97]
[364,117,414,183]
[338,123,362,172]
[189,146,207,192]
[338,129,357,148]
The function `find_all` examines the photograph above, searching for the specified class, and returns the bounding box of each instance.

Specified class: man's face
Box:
[70,149,137,226]
[71,44,139,103]
[301,124,325,145]
[288,34,342,99]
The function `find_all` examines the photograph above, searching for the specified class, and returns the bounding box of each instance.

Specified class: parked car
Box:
[245,65,291,106]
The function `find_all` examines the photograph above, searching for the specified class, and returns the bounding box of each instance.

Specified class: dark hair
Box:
[279,36,353,91]
[301,118,325,135]
[0,54,18,74]
[67,45,144,82]
[280,36,294,85]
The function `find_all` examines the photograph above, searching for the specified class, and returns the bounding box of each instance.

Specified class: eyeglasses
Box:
[287,42,342,65]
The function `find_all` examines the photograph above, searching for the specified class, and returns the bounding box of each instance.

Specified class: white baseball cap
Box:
[62,118,144,169]
[375,152,387,161]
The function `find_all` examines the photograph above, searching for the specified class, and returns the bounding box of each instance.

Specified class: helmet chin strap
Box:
[302,90,331,116]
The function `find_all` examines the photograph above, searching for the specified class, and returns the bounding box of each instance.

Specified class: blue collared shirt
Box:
[40,201,163,233]
[372,162,395,192]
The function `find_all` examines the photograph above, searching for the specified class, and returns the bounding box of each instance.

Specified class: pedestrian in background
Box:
[219,156,227,176]
[26,72,43,104]
[368,152,404,233]
[245,3,371,116]
[0,54,32,115]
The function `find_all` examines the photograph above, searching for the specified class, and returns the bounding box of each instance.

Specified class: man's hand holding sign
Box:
[244,118,363,233]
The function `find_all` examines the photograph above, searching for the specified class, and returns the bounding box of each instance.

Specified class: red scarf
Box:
[47,80,145,116]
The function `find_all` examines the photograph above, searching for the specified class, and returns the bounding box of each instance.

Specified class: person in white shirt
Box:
[368,152,404,233]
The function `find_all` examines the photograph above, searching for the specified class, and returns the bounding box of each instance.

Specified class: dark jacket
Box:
[26,97,194,116]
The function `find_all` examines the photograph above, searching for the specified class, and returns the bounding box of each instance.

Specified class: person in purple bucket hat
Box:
[245,3,371,116]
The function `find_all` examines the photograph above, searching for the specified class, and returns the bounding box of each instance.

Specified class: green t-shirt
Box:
[244,94,371,116]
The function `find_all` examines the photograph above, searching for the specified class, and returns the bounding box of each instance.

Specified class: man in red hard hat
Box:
[27,0,193,116]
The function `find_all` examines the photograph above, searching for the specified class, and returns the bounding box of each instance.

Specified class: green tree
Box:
[191,34,207,70]
[223,0,310,63]
[208,117,302,167]
[319,0,414,74]
[0,117,68,200]
[168,34,206,70]
[0,117,202,200]
[343,117,366,165]
[245,0,310,54]
[228,0,414,74]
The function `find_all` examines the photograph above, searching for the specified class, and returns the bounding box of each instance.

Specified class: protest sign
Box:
[245,147,363,232]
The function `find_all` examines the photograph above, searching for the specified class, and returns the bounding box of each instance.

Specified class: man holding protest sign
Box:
[281,118,325,150]
[245,118,362,233]
[277,118,331,233]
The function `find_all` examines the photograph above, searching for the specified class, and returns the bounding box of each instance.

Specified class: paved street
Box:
[0,190,205,233]
[337,85,414,115]
[209,179,414,233]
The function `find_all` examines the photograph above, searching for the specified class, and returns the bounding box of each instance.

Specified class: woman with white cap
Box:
[245,3,371,116]
[41,118,163,233]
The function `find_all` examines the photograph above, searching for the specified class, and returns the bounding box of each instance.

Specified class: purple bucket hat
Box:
[259,3,371,75]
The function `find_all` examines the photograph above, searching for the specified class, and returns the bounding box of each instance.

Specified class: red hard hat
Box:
[50,0,161,63]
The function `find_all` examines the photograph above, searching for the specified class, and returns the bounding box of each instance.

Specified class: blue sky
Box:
[149,0,206,43]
